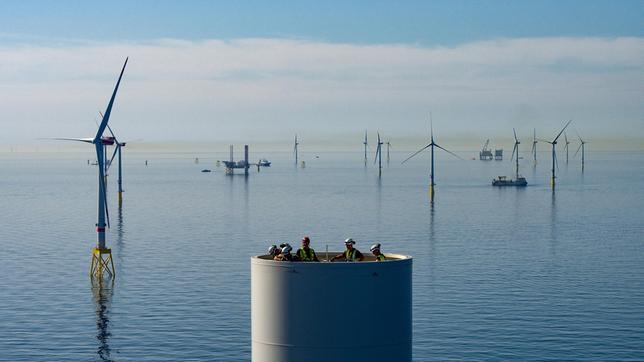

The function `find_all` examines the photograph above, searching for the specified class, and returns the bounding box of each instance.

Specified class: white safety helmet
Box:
[370,243,381,252]
[344,238,356,245]
[281,244,292,254]
[268,244,279,255]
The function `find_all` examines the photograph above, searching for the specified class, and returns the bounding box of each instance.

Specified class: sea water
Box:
[1,150,643,361]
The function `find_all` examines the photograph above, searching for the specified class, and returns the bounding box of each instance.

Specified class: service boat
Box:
[492,175,527,187]
[258,159,271,167]
[492,129,528,187]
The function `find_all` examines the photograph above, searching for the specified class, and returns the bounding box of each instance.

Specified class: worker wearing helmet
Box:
[330,238,364,262]
[274,243,299,261]
[370,243,386,261]
[296,236,319,262]
[268,244,281,258]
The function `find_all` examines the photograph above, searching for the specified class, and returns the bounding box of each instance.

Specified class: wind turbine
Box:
[294,134,299,166]
[575,131,587,172]
[564,132,571,164]
[531,128,538,167]
[402,115,462,199]
[363,130,368,166]
[510,128,521,180]
[386,140,392,164]
[105,123,126,206]
[53,58,128,278]
[541,120,572,189]
[374,132,383,177]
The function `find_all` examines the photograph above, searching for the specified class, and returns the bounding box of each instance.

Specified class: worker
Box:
[370,243,386,261]
[296,236,319,262]
[268,244,281,258]
[274,243,299,261]
[330,238,364,262]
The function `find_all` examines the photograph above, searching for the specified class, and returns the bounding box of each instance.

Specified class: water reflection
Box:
[243,173,249,209]
[428,194,436,237]
[224,173,250,234]
[428,199,436,251]
[425,197,437,290]
[91,278,114,362]
[549,189,558,256]
[115,207,125,275]
[243,174,250,231]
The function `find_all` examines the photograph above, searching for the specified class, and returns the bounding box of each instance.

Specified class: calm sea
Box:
[1,149,643,361]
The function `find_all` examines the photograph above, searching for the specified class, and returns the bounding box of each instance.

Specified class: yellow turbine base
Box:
[550,177,555,188]
[90,247,115,279]
[118,192,123,205]
[429,185,435,199]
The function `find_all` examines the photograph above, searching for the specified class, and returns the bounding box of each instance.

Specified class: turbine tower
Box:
[564,132,570,164]
[531,128,538,167]
[541,120,572,189]
[294,134,299,166]
[575,131,587,172]
[402,115,461,200]
[54,58,128,278]
[386,140,392,164]
[374,132,383,177]
[363,130,368,166]
[510,128,521,180]
[105,123,126,206]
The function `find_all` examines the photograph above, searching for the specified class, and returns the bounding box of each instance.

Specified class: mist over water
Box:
[1,150,643,361]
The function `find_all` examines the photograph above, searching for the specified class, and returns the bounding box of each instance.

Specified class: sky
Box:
[0,1,643,150]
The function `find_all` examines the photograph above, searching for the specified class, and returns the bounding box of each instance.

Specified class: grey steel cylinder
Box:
[251,253,412,362]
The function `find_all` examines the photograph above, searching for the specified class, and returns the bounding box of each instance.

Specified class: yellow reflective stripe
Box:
[299,248,315,261]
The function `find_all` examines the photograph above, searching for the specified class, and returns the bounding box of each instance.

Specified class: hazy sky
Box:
[1,1,643,149]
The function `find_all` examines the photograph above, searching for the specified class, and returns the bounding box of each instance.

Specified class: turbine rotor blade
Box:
[374,144,381,164]
[511,143,517,161]
[401,143,431,164]
[574,143,583,157]
[103,178,110,229]
[107,145,119,171]
[575,129,584,144]
[555,150,559,172]
[47,137,94,143]
[553,119,572,143]
[430,113,434,143]
[106,123,118,141]
[434,143,463,160]
[513,128,518,142]
[95,58,128,142]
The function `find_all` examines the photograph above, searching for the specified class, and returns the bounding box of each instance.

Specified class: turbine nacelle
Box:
[101,136,116,146]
